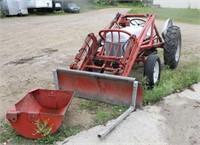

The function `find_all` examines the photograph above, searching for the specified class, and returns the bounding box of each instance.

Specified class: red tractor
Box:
[54,13,181,107]
[70,13,181,86]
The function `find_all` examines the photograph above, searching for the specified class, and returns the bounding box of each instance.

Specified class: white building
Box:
[154,0,200,9]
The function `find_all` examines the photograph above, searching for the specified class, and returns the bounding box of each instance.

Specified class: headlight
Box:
[100,40,104,46]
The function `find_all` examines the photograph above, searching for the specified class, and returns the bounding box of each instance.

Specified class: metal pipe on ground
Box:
[53,69,143,137]
[98,81,139,138]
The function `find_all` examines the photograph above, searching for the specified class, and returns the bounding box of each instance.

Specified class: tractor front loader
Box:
[54,13,181,108]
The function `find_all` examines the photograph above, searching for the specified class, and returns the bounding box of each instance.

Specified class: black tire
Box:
[163,26,181,69]
[53,0,62,11]
[85,68,104,73]
[28,8,34,14]
[144,55,161,88]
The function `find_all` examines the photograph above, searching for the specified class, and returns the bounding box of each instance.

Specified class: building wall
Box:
[154,0,200,9]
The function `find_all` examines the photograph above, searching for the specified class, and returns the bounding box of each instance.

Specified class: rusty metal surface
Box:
[53,69,143,107]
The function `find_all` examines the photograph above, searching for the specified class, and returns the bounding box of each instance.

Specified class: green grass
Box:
[0,119,20,143]
[128,7,200,24]
[35,125,81,144]
[95,105,127,125]
[95,110,110,124]
[80,100,101,110]
[93,3,200,25]
[0,119,81,145]
[79,60,200,123]
[1,3,200,25]
[143,61,200,105]
[80,99,127,125]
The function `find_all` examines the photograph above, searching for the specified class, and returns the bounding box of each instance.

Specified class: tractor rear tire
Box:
[163,26,181,69]
[144,54,161,88]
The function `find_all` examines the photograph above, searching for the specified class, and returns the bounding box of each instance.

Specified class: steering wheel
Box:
[130,18,146,27]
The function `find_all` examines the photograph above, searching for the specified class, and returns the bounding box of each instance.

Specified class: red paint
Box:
[6,89,74,139]
[70,14,163,76]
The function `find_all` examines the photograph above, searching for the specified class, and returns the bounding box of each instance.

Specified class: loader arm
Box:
[55,13,165,109]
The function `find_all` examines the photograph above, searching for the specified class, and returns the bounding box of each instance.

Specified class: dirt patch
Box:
[0,8,130,137]
[41,48,58,55]
[159,95,200,145]
[5,48,58,65]
[5,55,43,65]
[64,98,96,129]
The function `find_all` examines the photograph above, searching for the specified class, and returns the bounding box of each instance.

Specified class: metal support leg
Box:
[98,81,139,138]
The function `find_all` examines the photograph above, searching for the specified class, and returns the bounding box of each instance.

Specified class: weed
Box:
[33,119,53,137]
[0,118,81,145]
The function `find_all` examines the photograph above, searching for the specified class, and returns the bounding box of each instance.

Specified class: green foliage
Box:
[0,5,5,18]
[0,11,5,18]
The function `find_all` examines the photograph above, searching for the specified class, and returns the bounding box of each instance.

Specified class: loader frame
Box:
[70,13,163,76]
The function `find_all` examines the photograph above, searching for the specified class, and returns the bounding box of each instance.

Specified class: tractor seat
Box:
[105,26,151,56]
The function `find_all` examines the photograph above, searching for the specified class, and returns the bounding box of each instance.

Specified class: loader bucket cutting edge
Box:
[53,69,143,108]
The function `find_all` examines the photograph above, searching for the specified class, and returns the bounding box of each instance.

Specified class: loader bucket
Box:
[53,69,143,108]
[6,89,74,139]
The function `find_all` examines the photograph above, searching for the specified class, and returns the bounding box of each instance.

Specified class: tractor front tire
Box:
[163,26,181,69]
[144,54,161,88]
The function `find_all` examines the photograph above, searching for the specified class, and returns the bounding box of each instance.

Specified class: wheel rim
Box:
[175,38,181,62]
[153,61,159,84]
